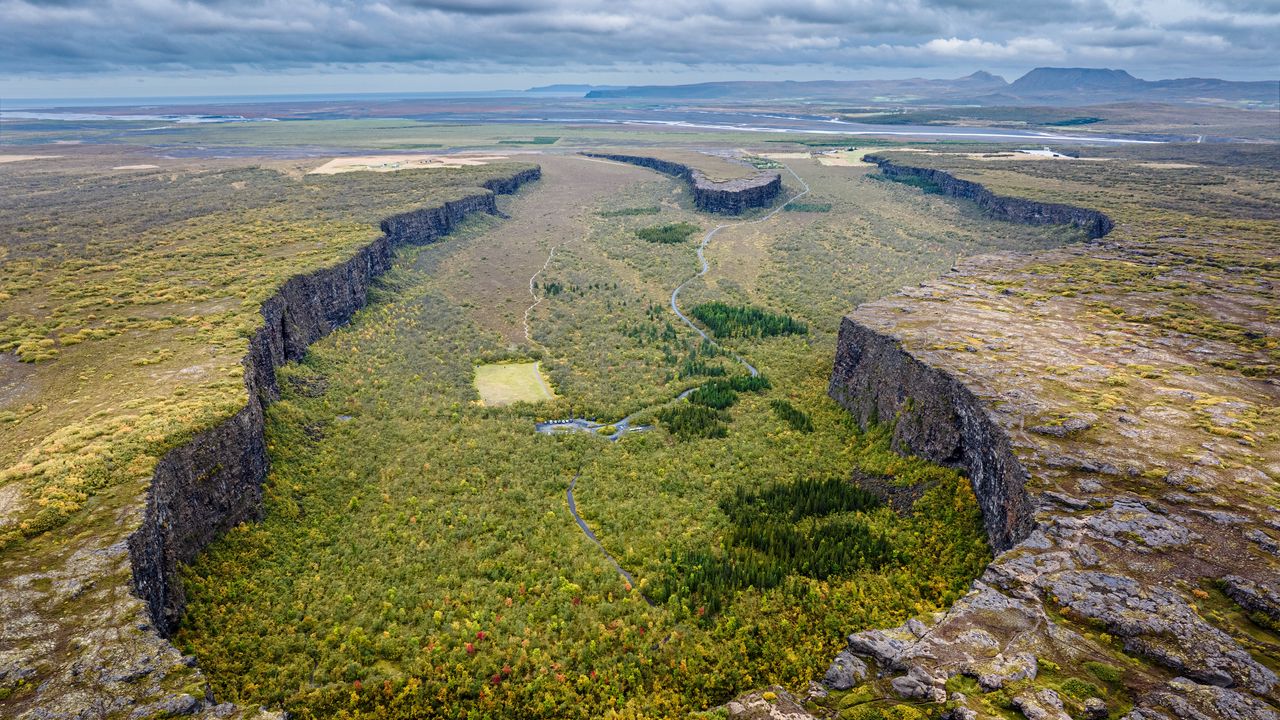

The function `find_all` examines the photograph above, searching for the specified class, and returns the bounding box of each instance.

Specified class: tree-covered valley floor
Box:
[170,153,1086,718]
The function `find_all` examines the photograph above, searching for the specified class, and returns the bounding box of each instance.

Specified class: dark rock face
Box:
[581,152,781,214]
[828,318,1035,552]
[865,155,1114,239]
[128,167,540,636]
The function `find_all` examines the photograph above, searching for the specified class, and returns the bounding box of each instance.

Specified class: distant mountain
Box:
[584,73,1008,101]
[524,84,625,95]
[1009,67,1143,94]
[962,71,1007,85]
[584,68,1276,107]
[1001,67,1274,105]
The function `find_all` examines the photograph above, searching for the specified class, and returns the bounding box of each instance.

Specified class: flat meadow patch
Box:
[473,361,554,405]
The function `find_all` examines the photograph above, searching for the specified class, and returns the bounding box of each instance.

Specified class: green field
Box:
[475,362,555,405]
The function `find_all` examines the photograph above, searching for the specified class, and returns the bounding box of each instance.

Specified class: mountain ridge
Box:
[584,67,1277,106]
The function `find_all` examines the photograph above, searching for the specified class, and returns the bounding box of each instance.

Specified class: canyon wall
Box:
[828,318,1035,552]
[128,167,540,635]
[794,159,1280,720]
[826,157,1118,552]
[865,154,1114,239]
[582,152,782,214]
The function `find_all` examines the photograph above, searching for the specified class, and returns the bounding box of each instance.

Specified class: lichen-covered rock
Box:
[1039,571,1275,694]
[1012,688,1072,720]
[1221,575,1280,622]
[720,685,817,720]
[1127,678,1280,720]
[1083,697,1109,719]
[818,154,1279,720]
[822,650,868,690]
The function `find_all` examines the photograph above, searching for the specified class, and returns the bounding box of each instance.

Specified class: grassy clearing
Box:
[598,206,661,218]
[474,362,554,405]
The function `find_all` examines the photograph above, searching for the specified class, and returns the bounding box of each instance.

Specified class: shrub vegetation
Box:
[689,302,807,338]
[636,222,701,244]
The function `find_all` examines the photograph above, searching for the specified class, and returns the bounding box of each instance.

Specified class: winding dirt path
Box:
[552,162,813,593]
[669,164,811,377]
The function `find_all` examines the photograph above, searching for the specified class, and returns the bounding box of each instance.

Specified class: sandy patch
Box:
[1138,162,1200,169]
[0,154,61,164]
[309,154,509,175]
[755,152,812,160]
[816,148,876,166]
[474,361,554,406]
[113,164,160,170]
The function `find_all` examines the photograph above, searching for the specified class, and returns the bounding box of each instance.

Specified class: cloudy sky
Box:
[2,0,1277,98]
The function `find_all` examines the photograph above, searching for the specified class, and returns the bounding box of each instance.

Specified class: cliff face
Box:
[865,155,1113,239]
[582,152,782,214]
[829,319,1034,553]
[794,162,1280,720]
[130,169,539,637]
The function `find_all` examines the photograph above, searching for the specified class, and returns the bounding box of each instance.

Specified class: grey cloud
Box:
[0,0,1274,79]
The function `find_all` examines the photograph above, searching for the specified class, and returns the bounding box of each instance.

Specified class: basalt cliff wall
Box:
[129,167,541,637]
[829,319,1034,553]
[865,154,1114,239]
[582,152,782,214]
[776,161,1280,720]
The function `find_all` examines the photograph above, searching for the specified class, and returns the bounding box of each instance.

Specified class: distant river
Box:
[499,108,1175,144]
[2,100,1188,143]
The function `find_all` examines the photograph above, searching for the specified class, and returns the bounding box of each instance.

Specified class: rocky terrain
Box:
[582,151,782,213]
[726,152,1279,719]
[864,156,1113,240]
[0,167,539,719]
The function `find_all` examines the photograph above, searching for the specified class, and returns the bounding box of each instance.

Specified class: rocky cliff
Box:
[829,319,1035,553]
[582,152,782,214]
[797,161,1279,720]
[131,168,539,637]
[1,166,538,720]
[865,154,1113,239]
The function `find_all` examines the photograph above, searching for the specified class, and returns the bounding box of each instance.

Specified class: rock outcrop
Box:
[582,152,782,214]
[829,319,1035,552]
[865,154,1113,239]
[736,156,1279,720]
[1,167,539,719]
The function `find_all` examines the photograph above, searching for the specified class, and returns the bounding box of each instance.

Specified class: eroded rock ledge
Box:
[808,173,1278,718]
[830,319,1036,554]
[0,167,538,720]
[582,151,782,214]
[865,154,1114,239]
